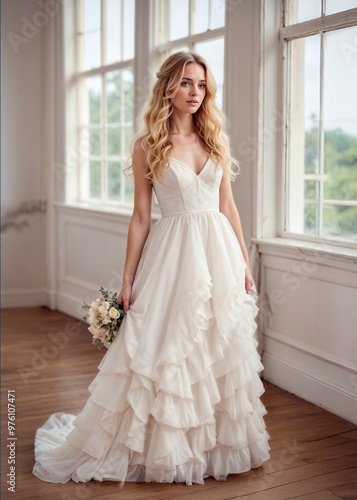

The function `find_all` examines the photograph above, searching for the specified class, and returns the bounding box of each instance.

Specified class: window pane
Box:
[105,68,134,202]
[83,0,101,69]
[169,46,189,55]
[124,125,134,156]
[108,128,121,156]
[123,0,135,60]
[106,0,122,65]
[304,203,318,235]
[193,0,209,34]
[123,69,134,123]
[89,128,101,156]
[106,69,133,124]
[90,160,101,197]
[304,182,318,235]
[211,0,225,29]
[106,71,121,124]
[287,35,320,234]
[305,180,317,200]
[326,0,357,15]
[323,205,357,241]
[108,161,121,200]
[285,0,321,26]
[84,76,102,124]
[303,35,320,178]
[322,27,357,240]
[169,0,189,40]
[195,38,224,109]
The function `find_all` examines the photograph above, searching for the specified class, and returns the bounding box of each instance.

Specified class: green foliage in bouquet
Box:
[82,286,126,349]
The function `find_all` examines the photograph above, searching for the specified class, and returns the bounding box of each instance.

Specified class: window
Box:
[76,0,135,205]
[282,0,357,243]
[155,0,226,110]
[72,1,227,208]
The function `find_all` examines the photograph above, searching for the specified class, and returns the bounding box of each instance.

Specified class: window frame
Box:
[280,1,357,247]
[74,0,136,208]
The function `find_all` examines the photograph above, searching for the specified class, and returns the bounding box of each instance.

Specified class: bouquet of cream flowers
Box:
[82,286,125,349]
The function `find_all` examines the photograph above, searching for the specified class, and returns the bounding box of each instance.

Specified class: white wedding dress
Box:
[32,156,270,485]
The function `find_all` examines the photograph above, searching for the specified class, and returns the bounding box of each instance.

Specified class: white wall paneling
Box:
[55,203,160,319]
[255,238,357,424]
[56,204,132,319]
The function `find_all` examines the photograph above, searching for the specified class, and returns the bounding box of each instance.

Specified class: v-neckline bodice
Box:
[169,156,212,177]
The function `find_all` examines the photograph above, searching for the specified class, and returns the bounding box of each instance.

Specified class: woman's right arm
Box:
[117,138,152,312]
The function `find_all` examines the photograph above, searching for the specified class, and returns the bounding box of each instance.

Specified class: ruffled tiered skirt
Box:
[32,210,270,485]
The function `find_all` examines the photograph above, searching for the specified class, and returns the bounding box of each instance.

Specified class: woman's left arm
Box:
[219,133,254,294]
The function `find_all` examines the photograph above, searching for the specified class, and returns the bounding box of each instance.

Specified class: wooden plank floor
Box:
[1,306,356,500]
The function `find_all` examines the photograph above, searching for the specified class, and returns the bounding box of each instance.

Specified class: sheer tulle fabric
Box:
[32,158,270,485]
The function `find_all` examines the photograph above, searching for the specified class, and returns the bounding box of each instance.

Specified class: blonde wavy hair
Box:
[124,51,239,183]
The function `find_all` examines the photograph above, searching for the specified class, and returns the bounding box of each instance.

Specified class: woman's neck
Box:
[170,113,195,135]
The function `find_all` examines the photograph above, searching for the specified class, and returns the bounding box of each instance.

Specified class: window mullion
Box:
[77,0,84,72]
[77,59,134,79]
[157,0,169,67]
[77,0,85,201]
[101,0,107,203]
[120,70,126,203]
[102,73,108,202]
[78,80,85,201]
[208,0,212,31]
[120,0,125,201]
[102,0,107,66]
[121,0,124,61]
[165,0,169,44]
[317,31,325,237]
[156,26,225,52]
[284,39,291,233]
[280,9,357,40]
[189,0,194,36]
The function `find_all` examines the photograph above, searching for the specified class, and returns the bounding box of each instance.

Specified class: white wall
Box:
[225,0,261,250]
[1,0,47,306]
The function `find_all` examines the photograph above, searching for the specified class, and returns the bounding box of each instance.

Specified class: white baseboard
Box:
[56,290,85,321]
[1,287,95,320]
[1,288,53,309]
[262,351,357,425]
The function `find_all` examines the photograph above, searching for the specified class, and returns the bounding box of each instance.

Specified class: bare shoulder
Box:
[132,136,146,160]
[132,136,148,173]
[219,132,231,175]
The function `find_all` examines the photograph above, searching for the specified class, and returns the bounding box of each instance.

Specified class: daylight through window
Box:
[77,0,135,205]
[283,0,357,243]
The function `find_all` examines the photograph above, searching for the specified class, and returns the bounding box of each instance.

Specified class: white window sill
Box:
[54,202,162,221]
[252,236,357,264]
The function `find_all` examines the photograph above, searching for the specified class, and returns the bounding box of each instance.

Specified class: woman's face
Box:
[170,63,206,115]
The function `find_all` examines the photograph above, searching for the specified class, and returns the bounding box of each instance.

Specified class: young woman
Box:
[33,51,270,486]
